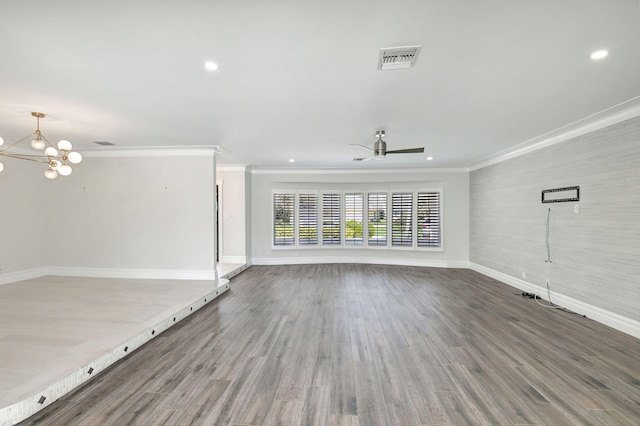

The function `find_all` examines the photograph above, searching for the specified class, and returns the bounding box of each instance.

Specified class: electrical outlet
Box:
[574,204,579,213]
[522,271,526,279]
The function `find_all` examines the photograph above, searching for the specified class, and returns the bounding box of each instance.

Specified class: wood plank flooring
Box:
[19,264,640,425]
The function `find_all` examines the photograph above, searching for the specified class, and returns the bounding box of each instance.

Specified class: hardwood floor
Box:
[20,264,640,425]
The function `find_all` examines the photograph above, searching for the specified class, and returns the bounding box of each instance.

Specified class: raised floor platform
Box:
[0,263,247,426]
[217,262,249,280]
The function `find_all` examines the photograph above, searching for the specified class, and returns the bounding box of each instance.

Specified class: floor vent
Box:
[378,45,422,70]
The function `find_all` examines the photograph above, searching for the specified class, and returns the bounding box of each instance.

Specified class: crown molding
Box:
[251,166,468,175]
[217,164,252,172]
[81,146,218,158]
[470,96,640,171]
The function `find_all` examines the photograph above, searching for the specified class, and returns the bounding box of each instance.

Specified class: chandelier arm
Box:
[0,132,37,152]
[0,152,49,163]
[40,133,57,148]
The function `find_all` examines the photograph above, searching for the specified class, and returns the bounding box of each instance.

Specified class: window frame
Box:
[272,191,296,247]
[344,192,365,247]
[391,191,414,248]
[321,191,343,247]
[272,188,443,251]
[416,190,443,249]
[297,191,319,247]
[366,192,389,248]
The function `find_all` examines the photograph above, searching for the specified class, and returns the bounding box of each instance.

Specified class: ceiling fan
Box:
[351,130,424,161]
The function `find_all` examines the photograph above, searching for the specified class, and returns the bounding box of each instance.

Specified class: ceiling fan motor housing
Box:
[374,139,386,156]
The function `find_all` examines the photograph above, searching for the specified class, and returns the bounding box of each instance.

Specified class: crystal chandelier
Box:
[0,112,83,179]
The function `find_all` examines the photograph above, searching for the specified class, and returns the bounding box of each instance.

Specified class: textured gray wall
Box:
[471,116,640,322]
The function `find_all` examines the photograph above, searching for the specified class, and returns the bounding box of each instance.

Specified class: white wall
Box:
[0,160,49,280]
[1,152,217,282]
[217,166,250,263]
[250,169,469,266]
[244,168,252,264]
[470,116,640,335]
[48,155,216,274]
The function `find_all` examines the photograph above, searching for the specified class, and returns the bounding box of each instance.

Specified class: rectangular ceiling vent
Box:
[378,45,422,70]
[93,141,115,146]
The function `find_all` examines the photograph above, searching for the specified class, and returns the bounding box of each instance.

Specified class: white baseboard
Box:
[46,267,217,280]
[0,267,217,284]
[0,268,48,286]
[252,256,469,269]
[469,262,640,340]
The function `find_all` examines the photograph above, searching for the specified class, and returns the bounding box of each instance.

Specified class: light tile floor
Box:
[0,263,244,418]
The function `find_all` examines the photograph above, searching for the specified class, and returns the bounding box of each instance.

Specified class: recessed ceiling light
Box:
[590,49,608,60]
[204,61,218,71]
[289,159,295,163]
[427,156,433,161]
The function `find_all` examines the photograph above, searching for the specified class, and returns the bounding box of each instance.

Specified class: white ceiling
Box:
[1,0,639,169]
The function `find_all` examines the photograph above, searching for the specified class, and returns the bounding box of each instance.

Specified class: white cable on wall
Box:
[537,206,564,310]
[545,207,552,263]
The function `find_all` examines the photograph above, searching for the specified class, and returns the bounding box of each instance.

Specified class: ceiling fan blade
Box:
[386,147,425,154]
[349,144,374,152]
[353,156,374,162]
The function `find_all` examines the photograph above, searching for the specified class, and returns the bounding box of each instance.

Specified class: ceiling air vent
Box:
[378,45,422,70]
[93,141,115,146]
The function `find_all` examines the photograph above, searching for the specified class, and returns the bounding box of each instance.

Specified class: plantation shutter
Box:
[367,193,387,246]
[391,192,413,246]
[298,193,318,245]
[345,193,364,246]
[273,193,295,246]
[322,193,341,245]
[417,192,441,247]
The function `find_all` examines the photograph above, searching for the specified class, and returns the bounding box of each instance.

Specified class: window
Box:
[322,193,341,245]
[345,193,364,246]
[273,193,294,246]
[417,192,441,247]
[392,193,412,246]
[298,193,318,245]
[273,189,442,250]
[368,193,387,246]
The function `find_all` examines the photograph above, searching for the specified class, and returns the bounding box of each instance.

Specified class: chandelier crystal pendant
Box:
[0,112,83,179]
